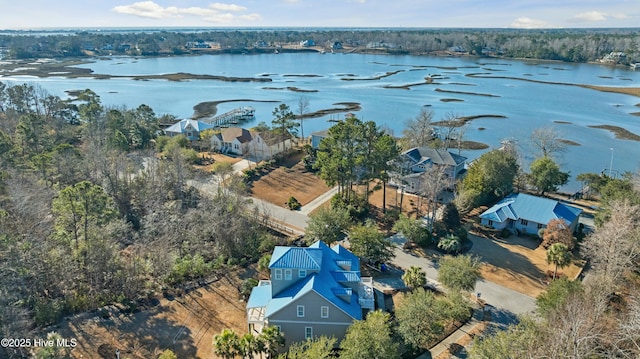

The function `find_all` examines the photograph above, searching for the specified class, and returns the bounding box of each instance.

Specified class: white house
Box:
[211,127,293,161]
[479,193,583,235]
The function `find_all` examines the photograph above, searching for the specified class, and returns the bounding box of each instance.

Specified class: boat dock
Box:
[201,106,255,127]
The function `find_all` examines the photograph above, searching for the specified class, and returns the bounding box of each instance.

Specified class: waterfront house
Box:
[211,127,292,161]
[390,147,467,193]
[246,241,374,347]
[479,193,582,235]
[310,129,330,149]
[164,119,215,141]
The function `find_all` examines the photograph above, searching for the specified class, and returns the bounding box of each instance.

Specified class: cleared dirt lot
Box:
[248,153,331,208]
[57,271,251,359]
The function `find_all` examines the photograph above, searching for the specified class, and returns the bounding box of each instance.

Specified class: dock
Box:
[201,106,255,127]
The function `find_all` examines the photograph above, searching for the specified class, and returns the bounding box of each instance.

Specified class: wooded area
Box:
[1,28,639,64]
[0,82,281,358]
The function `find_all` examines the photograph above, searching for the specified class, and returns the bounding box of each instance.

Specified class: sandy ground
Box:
[249,153,330,208]
[193,152,243,173]
[57,271,251,359]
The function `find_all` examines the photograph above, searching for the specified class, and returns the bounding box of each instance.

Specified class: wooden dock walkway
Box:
[201,106,255,127]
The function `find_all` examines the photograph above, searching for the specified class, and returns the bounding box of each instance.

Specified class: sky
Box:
[1,0,639,30]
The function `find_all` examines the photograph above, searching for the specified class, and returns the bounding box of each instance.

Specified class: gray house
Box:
[390,147,467,193]
[479,193,582,235]
[246,241,374,347]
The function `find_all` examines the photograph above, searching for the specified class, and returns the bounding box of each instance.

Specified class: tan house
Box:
[210,127,293,161]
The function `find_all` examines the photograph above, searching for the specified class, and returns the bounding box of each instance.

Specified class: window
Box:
[305,327,313,340]
[187,131,193,138]
[299,269,306,278]
[520,219,529,226]
[487,220,493,226]
[321,306,329,318]
[234,144,239,150]
[274,269,282,280]
[285,269,292,280]
[297,305,305,317]
[538,223,544,229]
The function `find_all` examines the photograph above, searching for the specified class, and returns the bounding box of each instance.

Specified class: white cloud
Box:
[112,1,256,23]
[510,16,548,29]
[210,3,247,12]
[571,10,608,22]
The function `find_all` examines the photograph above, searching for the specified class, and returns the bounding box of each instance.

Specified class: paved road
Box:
[249,197,309,235]
[300,186,339,215]
[383,234,536,317]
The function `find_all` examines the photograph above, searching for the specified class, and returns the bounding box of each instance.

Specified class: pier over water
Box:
[202,106,255,127]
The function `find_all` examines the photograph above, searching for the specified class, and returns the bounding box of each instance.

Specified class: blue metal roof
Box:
[331,271,361,282]
[247,283,272,309]
[249,240,364,321]
[269,247,323,270]
[480,193,582,225]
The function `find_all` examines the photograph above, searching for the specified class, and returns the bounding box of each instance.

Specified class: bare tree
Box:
[297,96,310,141]
[419,164,448,229]
[402,108,434,148]
[581,199,640,283]
[530,126,567,158]
[540,275,612,358]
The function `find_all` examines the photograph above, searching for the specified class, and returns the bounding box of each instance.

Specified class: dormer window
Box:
[299,269,307,278]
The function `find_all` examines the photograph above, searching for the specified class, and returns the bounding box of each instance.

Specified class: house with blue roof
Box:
[246,241,374,347]
[479,193,582,235]
[164,119,215,141]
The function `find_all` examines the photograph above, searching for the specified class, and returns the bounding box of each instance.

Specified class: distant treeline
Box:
[0,28,639,64]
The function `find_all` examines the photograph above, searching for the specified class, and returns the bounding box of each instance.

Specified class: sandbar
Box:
[432,114,506,127]
[193,99,279,119]
[588,125,640,141]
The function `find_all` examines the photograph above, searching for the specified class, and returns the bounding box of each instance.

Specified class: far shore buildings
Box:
[479,193,583,235]
[210,127,292,161]
[246,241,375,348]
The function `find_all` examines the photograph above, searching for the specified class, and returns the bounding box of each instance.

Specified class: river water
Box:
[3,53,640,192]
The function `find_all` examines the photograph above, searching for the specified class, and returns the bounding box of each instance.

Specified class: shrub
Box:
[438,234,462,253]
[287,196,301,210]
[240,278,259,299]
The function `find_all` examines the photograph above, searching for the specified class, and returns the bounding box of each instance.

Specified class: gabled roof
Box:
[214,127,255,143]
[257,129,291,146]
[249,240,364,321]
[269,247,323,270]
[402,147,467,167]
[165,119,215,134]
[480,193,582,226]
[310,129,330,138]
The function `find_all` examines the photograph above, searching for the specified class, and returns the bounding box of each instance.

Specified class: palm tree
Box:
[239,333,259,359]
[259,326,285,359]
[546,243,571,280]
[214,328,240,359]
[437,234,462,254]
[401,266,427,290]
